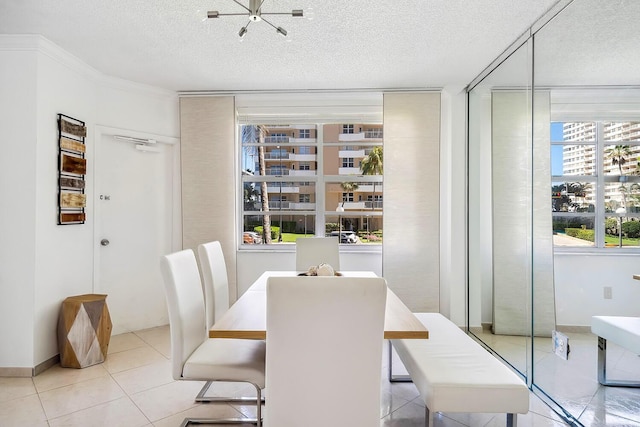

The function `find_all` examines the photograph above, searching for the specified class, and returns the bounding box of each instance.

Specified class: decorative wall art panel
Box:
[61,153,87,175]
[60,192,87,208]
[60,118,87,138]
[60,213,86,223]
[60,137,86,154]
[60,177,85,189]
[58,114,86,225]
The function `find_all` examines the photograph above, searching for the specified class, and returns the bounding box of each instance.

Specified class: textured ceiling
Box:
[534,0,640,87]
[0,0,561,92]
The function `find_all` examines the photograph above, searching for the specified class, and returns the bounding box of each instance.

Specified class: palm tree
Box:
[606,144,631,211]
[606,144,631,175]
[360,146,383,211]
[242,125,271,243]
[339,182,359,207]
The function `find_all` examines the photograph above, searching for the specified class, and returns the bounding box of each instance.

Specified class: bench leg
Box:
[507,413,517,427]
[597,337,640,387]
[388,341,412,382]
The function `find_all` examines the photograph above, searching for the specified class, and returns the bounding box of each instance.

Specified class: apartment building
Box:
[242,123,384,238]
[559,121,640,208]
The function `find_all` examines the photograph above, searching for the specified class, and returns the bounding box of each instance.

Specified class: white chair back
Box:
[160,249,207,380]
[295,237,340,271]
[265,275,387,427]
[197,241,230,328]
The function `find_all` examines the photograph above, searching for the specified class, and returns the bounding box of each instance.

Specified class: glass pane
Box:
[552,215,595,247]
[603,144,640,176]
[241,125,318,177]
[322,123,383,175]
[553,121,595,142]
[605,182,632,212]
[325,213,382,244]
[324,181,382,212]
[603,121,640,142]
[551,144,596,176]
[604,216,640,248]
[243,181,316,212]
[551,181,595,212]
[242,214,316,245]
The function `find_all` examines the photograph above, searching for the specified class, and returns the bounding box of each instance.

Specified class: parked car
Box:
[330,230,357,244]
[243,231,262,244]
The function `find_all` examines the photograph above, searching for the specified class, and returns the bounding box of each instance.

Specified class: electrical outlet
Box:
[604,286,612,299]
[552,330,570,360]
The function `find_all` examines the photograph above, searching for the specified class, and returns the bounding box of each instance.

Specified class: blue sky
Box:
[551,122,564,176]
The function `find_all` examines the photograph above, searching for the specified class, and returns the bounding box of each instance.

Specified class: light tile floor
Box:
[473,330,640,427]
[1,325,621,427]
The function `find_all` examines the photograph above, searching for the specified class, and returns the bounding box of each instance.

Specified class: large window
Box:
[551,121,640,248]
[241,123,383,246]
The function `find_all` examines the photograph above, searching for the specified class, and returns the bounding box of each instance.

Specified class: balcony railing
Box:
[266,184,300,193]
[338,167,362,175]
[265,152,290,160]
[364,129,383,138]
[266,170,289,176]
[264,136,290,143]
[364,201,383,209]
[289,170,316,177]
[265,201,316,210]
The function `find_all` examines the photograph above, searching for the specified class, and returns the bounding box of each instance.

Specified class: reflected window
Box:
[551,121,640,248]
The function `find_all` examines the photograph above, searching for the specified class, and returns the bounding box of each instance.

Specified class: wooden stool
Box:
[57,294,112,368]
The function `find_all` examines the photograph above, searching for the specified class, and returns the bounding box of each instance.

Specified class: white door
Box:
[94,133,174,334]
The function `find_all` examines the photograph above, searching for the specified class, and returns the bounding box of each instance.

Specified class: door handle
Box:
[101,239,110,246]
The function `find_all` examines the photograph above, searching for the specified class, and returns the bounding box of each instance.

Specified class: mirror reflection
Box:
[468,40,535,377]
[532,0,640,424]
[469,0,640,425]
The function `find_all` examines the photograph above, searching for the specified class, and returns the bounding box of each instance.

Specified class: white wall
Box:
[0,35,179,370]
[0,47,38,370]
[554,253,640,325]
[33,39,98,369]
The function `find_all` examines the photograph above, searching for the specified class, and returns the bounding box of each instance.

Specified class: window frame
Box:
[239,123,383,251]
[552,120,640,252]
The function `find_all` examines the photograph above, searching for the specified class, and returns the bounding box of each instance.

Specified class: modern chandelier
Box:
[207,0,304,38]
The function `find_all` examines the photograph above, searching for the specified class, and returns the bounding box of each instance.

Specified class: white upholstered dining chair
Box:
[195,241,230,402]
[197,241,230,329]
[295,236,340,271]
[160,249,265,426]
[265,275,387,427]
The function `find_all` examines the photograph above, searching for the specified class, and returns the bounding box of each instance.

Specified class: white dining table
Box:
[209,270,429,340]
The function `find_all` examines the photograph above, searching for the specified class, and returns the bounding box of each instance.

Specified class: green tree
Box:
[606,144,631,175]
[360,146,383,211]
[242,125,271,243]
[606,144,631,212]
[339,182,359,207]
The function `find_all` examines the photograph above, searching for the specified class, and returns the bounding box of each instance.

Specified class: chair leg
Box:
[183,383,263,426]
[507,413,517,427]
[195,380,266,404]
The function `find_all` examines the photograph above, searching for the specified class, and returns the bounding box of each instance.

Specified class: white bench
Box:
[591,315,640,387]
[390,313,529,427]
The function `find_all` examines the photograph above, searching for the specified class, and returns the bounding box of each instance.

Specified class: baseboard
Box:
[555,325,591,334]
[466,324,591,336]
[34,354,59,376]
[0,354,60,378]
[0,367,33,377]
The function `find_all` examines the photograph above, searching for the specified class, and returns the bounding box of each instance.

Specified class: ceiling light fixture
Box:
[208,0,303,38]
